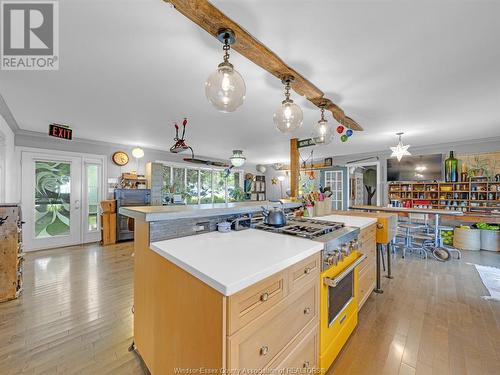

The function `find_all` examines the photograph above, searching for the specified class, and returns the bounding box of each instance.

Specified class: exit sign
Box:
[49,124,72,140]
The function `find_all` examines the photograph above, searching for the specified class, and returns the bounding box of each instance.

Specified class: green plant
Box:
[228,186,245,202]
[467,156,491,177]
[475,223,499,230]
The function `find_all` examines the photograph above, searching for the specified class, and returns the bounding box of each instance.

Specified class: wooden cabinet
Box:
[227,269,288,335]
[268,321,319,371]
[227,280,318,369]
[357,223,377,309]
[0,204,24,303]
[133,223,320,374]
[100,200,116,246]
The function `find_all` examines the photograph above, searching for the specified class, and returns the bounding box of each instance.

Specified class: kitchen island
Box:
[123,201,324,374]
[122,203,380,374]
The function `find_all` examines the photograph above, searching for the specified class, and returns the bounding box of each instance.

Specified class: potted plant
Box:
[467,156,489,178]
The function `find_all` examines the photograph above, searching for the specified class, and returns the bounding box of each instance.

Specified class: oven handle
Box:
[323,254,367,288]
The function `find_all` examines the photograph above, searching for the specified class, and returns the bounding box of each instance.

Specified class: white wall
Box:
[14,131,262,199]
[0,116,18,203]
[265,137,500,204]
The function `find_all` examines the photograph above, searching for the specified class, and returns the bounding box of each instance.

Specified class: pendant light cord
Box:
[223,37,230,63]
[284,80,291,101]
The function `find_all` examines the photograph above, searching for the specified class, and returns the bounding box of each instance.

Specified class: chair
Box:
[395,223,427,259]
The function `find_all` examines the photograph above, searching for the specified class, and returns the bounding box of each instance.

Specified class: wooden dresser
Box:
[356,223,377,309]
[0,204,24,303]
[134,221,320,373]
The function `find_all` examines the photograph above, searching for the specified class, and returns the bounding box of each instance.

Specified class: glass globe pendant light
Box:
[229,149,246,167]
[273,76,303,133]
[205,29,246,113]
[311,104,334,145]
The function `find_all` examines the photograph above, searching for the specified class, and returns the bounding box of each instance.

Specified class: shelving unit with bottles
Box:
[388,178,500,213]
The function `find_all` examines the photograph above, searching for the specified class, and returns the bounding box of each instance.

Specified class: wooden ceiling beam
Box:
[165,0,363,131]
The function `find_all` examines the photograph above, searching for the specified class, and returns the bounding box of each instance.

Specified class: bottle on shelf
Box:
[445,151,458,182]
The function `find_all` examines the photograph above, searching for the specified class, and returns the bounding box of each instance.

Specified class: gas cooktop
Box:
[254,218,344,239]
[253,217,360,253]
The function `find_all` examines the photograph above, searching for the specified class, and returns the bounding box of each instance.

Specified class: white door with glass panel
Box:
[324,170,344,210]
[21,151,103,251]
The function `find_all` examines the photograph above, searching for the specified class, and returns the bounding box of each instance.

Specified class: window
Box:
[227,172,243,202]
[185,169,199,205]
[161,163,243,204]
[325,170,343,210]
[200,169,213,204]
[212,170,226,203]
[172,167,185,195]
[86,164,99,231]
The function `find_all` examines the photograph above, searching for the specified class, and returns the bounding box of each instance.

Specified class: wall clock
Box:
[112,151,129,166]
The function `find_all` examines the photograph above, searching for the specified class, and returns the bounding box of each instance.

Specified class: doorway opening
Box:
[21,149,106,251]
[347,161,381,207]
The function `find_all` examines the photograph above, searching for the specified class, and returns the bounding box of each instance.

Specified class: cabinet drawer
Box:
[358,264,376,308]
[227,270,288,335]
[227,281,318,370]
[360,239,376,268]
[360,224,376,243]
[288,253,320,292]
[268,322,318,372]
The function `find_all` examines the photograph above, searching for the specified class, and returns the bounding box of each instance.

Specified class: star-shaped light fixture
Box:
[390,132,411,161]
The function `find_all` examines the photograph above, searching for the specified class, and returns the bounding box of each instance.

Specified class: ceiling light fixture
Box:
[205,28,246,113]
[390,132,411,161]
[311,103,334,145]
[230,149,246,167]
[131,147,144,159]
[273,76,303,133]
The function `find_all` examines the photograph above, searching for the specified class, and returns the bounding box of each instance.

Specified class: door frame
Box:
[346,161,381,208]
[20,147,107,251]
[320,166,348,210]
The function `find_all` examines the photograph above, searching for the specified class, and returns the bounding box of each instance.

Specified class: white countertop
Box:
[150,229,323,296]
[120,201,301,222]
[315,214,377,230]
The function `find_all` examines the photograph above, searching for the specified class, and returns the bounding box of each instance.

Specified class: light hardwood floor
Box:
[0,242,499,374]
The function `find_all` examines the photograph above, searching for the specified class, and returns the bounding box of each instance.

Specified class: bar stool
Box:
[421,225,462,259]
[397,223,427,259]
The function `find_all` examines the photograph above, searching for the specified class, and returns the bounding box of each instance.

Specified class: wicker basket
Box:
[480,230,500,252]
[453,227,481,251]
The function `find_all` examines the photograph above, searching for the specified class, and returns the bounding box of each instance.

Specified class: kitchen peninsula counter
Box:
[314,214,377,229]
[120,200,301,222]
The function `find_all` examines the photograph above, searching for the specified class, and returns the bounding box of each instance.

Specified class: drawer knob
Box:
[303,307,311,315]
[303,361,310,368]
[260,292,269,302]
[260,346,269,356]
[304,267,311,275]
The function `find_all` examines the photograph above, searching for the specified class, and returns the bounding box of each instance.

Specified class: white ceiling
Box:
[1,0,499,164]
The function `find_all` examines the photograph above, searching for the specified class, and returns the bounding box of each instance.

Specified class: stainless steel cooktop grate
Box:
[254,218,344,239]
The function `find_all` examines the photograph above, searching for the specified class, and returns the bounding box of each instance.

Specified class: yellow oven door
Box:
[319,252,366,373]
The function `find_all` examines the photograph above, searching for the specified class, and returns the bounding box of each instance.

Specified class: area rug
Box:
[474,264,500,301]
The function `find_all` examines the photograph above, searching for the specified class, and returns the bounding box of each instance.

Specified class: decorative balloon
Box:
[336,125,344,134]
